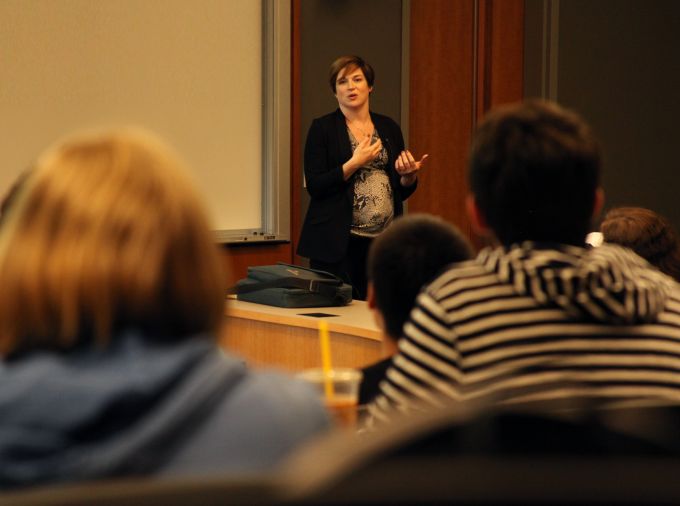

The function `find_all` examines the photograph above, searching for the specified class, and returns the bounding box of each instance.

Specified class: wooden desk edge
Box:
[226,304,382,343]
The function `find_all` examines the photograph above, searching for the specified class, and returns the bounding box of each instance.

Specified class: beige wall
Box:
[0,0,264,234]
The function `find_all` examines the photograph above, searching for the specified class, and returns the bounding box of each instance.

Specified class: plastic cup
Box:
[297,368,363,428]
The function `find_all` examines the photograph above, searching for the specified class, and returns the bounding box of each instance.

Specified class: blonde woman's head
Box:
[0,128,227,354]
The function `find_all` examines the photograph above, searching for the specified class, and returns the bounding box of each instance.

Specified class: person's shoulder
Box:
[371,111,400,129]
[313,109,342,125]
[229,369,330,431]
[307,110,342,138]
[159,364,330,475]
[359,357,392,405]
[425,257,488,297]
[406,258,488,326]
[361,356,392,377]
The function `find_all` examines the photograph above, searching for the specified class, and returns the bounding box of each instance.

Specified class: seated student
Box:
[368,100,680,423]
[600,206,680,282]
[359,214,473,405]
[0,128,329,489]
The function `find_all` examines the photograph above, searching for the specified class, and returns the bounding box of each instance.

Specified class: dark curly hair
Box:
[601,206,680,282]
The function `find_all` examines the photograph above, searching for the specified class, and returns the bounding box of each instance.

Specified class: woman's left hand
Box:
[395,150,428,186]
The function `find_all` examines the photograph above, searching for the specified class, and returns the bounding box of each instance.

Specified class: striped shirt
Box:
[368,242,680,423]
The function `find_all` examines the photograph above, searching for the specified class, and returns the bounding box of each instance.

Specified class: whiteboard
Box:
[0,0,290,243]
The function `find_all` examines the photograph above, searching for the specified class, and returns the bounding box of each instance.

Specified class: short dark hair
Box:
[469,100,601,246]
[601,206,680,282]
[329,55,375,93]
[367,214,473,339]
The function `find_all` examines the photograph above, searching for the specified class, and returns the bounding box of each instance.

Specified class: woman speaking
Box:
[297,55,427,300]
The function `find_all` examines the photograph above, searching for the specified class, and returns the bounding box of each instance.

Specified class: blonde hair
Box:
[0,128,227,353]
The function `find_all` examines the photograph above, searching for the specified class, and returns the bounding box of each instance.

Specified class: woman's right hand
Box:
[343,136,382,180]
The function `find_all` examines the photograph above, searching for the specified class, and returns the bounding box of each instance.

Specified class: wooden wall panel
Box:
[407,0,476,237]
[477,0,525,117]
[408,0,524,245]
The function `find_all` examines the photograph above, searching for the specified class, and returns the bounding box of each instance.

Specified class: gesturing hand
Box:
[395,150,428,186]
[351,135,383,168]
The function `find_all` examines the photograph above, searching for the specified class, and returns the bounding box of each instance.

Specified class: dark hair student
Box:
[468,99,601,246]
[359,213,473,405]
[367,214,473,339]
[601,206,680,282]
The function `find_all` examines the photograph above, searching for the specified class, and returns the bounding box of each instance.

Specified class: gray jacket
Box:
[0,332,329,489]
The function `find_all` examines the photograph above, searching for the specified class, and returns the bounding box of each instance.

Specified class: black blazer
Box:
[297,109,417,263]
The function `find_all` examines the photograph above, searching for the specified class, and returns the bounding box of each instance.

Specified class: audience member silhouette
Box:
[0,128,328,489]
[368,100,680,423]
[359,213,473,405]
[600,206,680,282]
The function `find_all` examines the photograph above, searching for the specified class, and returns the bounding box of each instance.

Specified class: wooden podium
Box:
[220,298,383,372]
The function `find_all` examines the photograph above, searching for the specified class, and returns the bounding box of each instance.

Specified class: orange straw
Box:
[318,320,335,399]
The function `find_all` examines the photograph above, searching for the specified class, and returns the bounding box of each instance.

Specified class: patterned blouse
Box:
[348,128,394,238]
